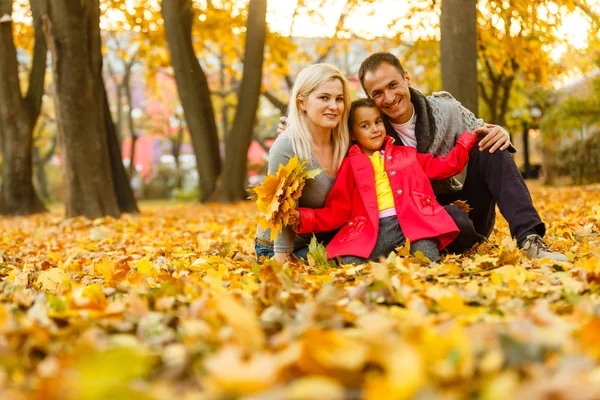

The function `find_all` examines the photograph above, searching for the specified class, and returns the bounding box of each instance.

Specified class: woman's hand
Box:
[273,252,290,263]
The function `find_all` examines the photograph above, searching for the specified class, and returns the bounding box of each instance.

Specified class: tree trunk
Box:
[105,61,124,145]
[171,123,184,190]
[0,0,47,215]
[162,0,221,202]
[440,0,478,116]
[212,0,267,202]
[0,112,6,214]
[33,127,57,200]
[33,146,47,199]
[218,55,230,138]
[102,79,139,213]
[123,65,138,179]
[43,0,120,218]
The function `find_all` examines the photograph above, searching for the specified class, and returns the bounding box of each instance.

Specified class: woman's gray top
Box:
[255,132,336,253]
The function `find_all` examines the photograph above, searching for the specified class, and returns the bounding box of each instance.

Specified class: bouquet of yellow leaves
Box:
[254,155,323,241]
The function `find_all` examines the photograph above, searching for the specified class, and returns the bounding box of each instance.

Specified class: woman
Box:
[255,63,351,263]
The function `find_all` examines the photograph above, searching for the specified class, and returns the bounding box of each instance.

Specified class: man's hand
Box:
[277,116,288,135]
[474,124,512,153]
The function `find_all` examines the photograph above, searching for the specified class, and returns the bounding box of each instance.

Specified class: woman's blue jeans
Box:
[254,238,308,261]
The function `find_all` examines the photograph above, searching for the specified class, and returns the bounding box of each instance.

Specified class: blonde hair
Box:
[286,63,351,172]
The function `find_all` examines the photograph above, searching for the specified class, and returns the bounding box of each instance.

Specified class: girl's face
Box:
[300,79,345,135]
[351,106,386,156]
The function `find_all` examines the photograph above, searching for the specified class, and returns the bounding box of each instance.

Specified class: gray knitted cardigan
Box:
[385,88,489,194]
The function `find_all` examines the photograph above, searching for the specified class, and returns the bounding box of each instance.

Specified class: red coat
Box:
[295,131,479,259]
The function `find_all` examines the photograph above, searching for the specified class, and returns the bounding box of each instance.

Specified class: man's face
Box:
[363,62,413,124]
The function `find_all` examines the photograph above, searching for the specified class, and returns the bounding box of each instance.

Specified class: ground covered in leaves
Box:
[0,184,600,399]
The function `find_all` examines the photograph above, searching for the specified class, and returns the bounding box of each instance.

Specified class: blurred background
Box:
[1,0,599,218]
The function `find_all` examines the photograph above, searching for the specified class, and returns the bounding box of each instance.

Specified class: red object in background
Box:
[121,136,155,180]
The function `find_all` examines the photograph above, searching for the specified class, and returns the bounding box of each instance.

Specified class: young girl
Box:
[290,98,486,264]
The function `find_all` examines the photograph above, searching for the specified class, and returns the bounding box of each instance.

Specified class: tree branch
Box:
[24,0,48,123]
[478,80,491,106]
[212,81,240,98]
[499,74,515,123]
[262,90,286,113]
[483,57,498,85]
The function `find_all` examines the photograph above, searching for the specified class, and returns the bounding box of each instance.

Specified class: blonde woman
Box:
[255,63,351,263]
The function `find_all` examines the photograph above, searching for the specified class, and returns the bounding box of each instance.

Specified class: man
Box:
[357,52,565,261]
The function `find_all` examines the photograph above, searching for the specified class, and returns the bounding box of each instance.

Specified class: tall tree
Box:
[162,0,221,202]
[212,0,267,201]
[0,0,47,215]
[102,79,139,214]
[408,0,599,126]
[42,0,121,218]
[440,0,478,116]
[477,0,599,126]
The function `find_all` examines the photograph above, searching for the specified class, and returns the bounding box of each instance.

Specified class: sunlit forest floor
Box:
[1,183,600,399]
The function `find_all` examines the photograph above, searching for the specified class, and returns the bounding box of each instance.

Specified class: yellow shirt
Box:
[370,151,395,212]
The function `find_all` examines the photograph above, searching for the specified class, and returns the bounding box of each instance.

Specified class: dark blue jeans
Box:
[340,215,440,264]
[437,146,545,253]
[255,238,275,260]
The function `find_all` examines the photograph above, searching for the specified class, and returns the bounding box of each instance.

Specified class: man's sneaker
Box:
[520,234,567,262]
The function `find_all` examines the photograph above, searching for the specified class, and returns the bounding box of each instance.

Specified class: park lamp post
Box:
[524,106,542,179]
[513,106,542,179]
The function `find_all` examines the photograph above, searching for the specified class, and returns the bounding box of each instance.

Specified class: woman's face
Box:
[300,79,345,134]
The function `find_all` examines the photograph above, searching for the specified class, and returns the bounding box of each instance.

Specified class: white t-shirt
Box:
[389,108,418,148]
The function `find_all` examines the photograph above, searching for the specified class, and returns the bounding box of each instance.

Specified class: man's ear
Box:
[404,71,411,86]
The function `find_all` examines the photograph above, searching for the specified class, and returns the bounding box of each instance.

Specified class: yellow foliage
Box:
[36,268,71,293]
[0,183,599,398]
[254,155,323,241]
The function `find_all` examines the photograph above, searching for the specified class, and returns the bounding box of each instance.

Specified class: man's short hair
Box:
[358,52,405,95]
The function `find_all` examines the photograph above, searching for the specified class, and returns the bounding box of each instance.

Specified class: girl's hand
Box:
[288,210,300,229]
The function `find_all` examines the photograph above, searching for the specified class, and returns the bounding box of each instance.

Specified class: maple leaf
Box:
[216,293,265,351]
[254,155,323,241]
[203,346,279,396]
[37,268,71,293]
[287,376,345,400]
[451,200,472,214]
